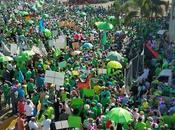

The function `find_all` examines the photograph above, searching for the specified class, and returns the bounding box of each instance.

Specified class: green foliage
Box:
[113,0,169,24]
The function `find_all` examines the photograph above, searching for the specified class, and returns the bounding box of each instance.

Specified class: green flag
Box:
[70,98,83,108]
[82,89,94,97]
[68,116,81,128]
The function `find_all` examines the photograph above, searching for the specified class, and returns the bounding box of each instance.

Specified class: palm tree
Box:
[137,0,169,17]
[114,0,169,24]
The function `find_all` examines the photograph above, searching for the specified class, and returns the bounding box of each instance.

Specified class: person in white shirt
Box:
[24,100,34,122]
[42,115,51,130]
[28,117,39,130]
[132,108,140,121]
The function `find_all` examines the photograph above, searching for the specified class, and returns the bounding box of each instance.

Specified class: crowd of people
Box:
[0,0,175,130]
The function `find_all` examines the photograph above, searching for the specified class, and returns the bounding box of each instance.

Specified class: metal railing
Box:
[124,50,144,92]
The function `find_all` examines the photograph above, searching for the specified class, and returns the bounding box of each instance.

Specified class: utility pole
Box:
[169,0,175,42]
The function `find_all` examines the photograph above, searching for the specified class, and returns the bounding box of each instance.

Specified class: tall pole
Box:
[169,0,175,42]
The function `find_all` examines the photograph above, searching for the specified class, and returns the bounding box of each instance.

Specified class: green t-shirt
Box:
[0,69,3,78]
[3,84,10,97]
[21,65,27,73]
[32,93,40,104]
[155,67,161,76]
[69,79,76,87]
[163,115,175,127]
[27,82,35,92]
[91,107,97,118]
[92,59,98,67]
[60,92,68,102]
[26,70,32,81]
[135,122,146,130]
[31,70,36,78]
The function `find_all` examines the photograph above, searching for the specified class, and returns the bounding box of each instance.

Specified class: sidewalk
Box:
[0,116,17,130]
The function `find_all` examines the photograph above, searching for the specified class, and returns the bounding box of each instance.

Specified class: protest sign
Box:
[68,116,81,128]
[39,43,48,56]
[55,35,67,49]
[11,44,19,55]
[45,70,65,85]
[82,89,94,97]
[55,120,69,129]
[48,39,56,47]
[52,30,58,37]
[31,46,42,56]
[70,98,83,108]
[56,85,60,91]
[54,72,65,85]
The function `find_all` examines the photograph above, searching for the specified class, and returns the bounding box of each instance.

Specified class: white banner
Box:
[31,46,43,56]
[45,70,65,86]
[55,120,69,129]
[11,44,19,55]
[48,39,56,48]
[52,30,58,37]
[55,35,67,49]
[39,43,48,56]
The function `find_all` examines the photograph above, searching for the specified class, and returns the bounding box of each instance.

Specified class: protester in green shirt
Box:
[135,117,146,130]
[27,78,35,98]
[25,69,32,81]
[2,83,11,107]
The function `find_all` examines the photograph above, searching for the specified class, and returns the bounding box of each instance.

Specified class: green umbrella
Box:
[95,22,113,30]
[0,56,13,62]
[106,107,133,123]
[107,51,124,61]
[43,29,52,38]
[82,42,93,49]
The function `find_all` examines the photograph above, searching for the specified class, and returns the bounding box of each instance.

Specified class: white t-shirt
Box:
[42,119,51,130]
[29,121,38,130]
[24,104,33,116]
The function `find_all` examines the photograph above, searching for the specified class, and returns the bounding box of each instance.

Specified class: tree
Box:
[114,0,169,24]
